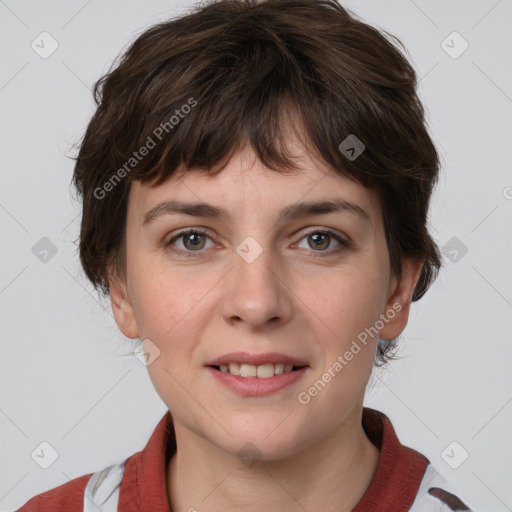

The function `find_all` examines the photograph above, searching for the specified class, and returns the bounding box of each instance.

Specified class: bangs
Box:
[91,7,419,192]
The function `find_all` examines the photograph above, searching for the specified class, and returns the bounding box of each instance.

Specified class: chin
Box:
[221,437,301,464]
[212,419,307,463]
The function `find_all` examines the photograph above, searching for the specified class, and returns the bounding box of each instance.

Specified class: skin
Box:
[109,139,423,511]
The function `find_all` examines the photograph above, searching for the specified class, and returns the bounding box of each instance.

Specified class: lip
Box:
[206,366,309,396]
[205,351,309,367]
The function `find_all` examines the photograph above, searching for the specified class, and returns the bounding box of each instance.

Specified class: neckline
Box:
[134,407,429,512]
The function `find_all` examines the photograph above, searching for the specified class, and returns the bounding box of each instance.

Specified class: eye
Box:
[295,229,350,252]
[166,227,351,258]
[167,229,215,254]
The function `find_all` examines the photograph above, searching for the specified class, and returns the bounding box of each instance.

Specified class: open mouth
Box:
[208,363,307,378]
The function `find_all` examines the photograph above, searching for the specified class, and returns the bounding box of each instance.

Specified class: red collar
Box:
[353,408,429,511]
[119,407,429,512]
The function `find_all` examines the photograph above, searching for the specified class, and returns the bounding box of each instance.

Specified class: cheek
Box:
[301,263,388,342]
[137,270,211,413]
[131,264,211,340]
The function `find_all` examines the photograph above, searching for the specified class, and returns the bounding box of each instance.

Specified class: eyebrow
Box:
[142,198,371,226]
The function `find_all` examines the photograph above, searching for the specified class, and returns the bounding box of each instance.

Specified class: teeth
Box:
[240,364,257,377]
[256,364,274,378]
[229,363,240,376]
[274,363,284,374]
[217,363,299,378]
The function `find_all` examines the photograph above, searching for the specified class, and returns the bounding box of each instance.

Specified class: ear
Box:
[379,258,423,340]
[108,268,139,339]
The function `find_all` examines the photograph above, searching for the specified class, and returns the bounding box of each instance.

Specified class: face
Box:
[109,144,421,461]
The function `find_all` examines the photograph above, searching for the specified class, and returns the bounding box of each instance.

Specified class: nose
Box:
[221,240,293,329]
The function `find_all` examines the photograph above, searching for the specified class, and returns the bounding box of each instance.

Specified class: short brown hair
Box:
[72,0,441,364]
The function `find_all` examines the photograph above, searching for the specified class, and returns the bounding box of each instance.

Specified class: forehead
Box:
[126,146,381,229]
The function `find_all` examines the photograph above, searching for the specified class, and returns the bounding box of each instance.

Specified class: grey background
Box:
[1,0,511,510]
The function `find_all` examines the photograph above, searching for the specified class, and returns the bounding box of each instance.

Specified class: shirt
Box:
[15,407,474,511]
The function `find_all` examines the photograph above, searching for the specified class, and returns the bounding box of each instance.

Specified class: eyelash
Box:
[166,228,351,258]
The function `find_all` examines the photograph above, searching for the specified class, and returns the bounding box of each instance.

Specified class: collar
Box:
[353,407,430,511]
[119,407,429,512]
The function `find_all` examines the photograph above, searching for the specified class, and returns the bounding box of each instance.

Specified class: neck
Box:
[167,407,380,512]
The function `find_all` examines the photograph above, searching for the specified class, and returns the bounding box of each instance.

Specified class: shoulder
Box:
[409,463,475,511]
[16,458,130,512]
[16,473,93,512]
